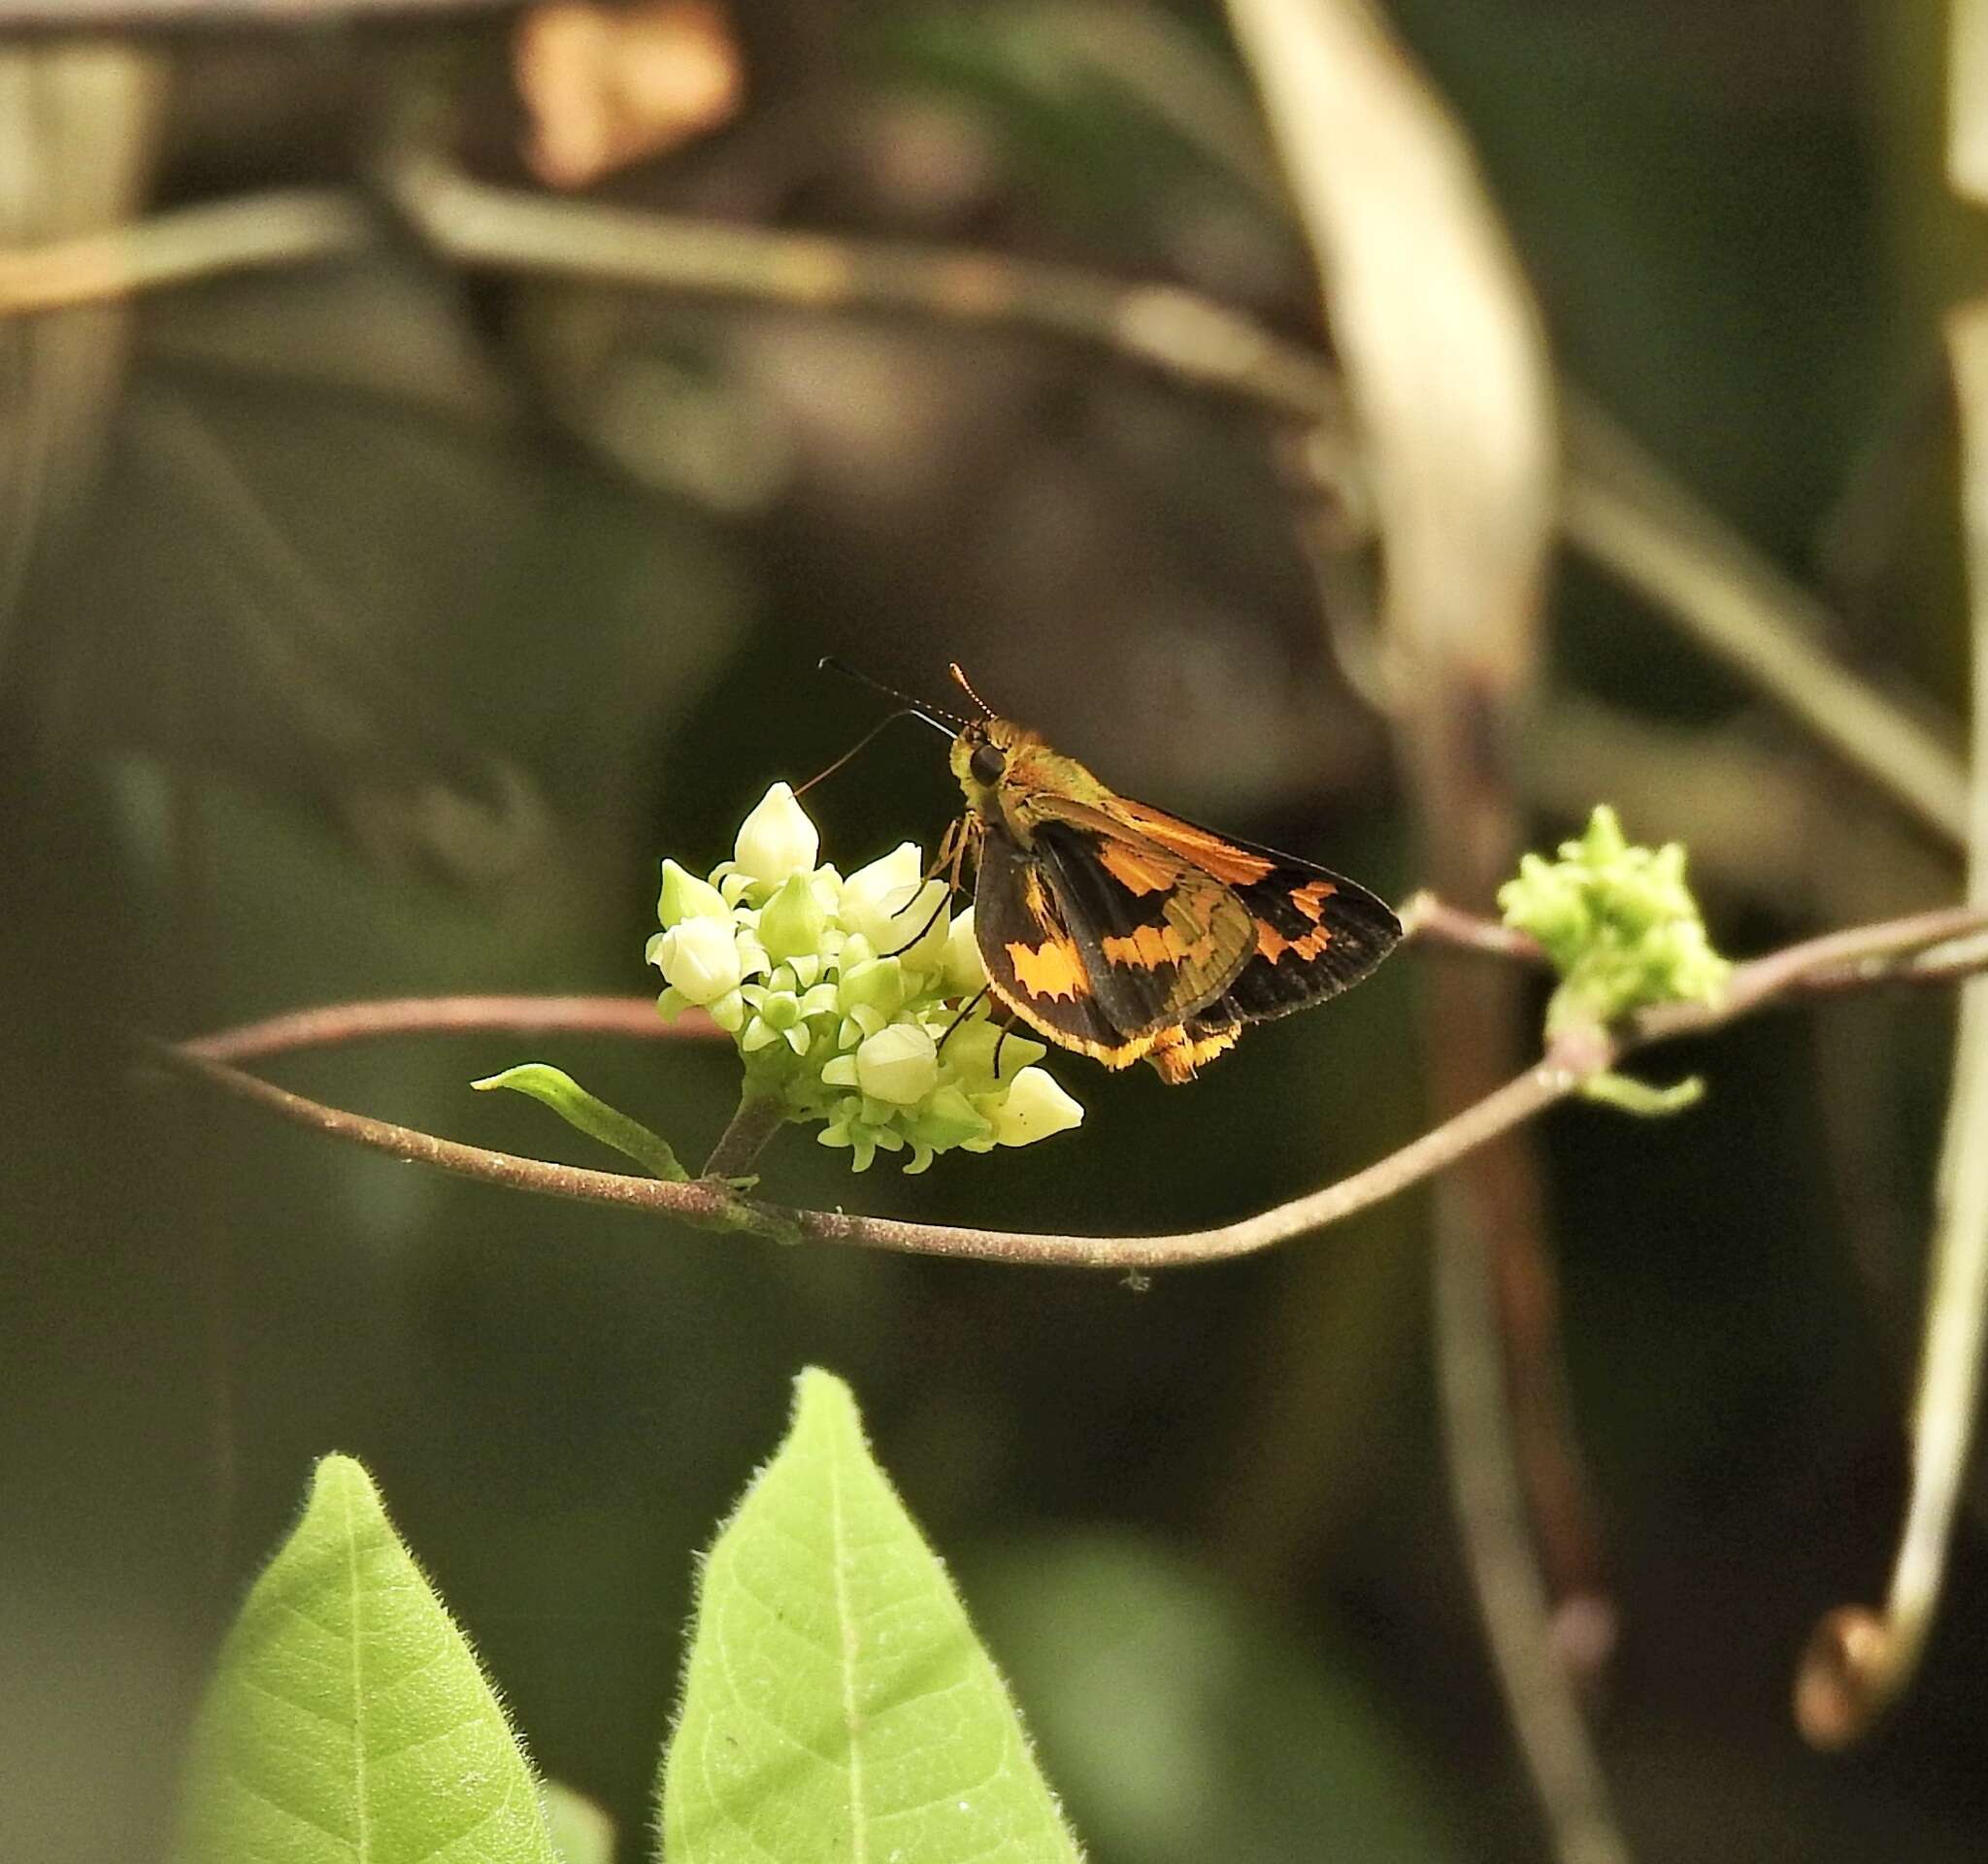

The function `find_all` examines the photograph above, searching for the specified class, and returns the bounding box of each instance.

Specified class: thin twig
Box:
[165,900,1534,1066]
[151,1035,1584,1267]
[153,903,1988,1276]
[1214,0,1613,1849]
[179,994,717,1064]
[1432,1180,1627,1864]
[1794,297,1988,1748]
[1401,889,1547,964]
[378,134,1359,451]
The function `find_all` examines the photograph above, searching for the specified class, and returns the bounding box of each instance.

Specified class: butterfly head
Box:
[950,715,1036,811]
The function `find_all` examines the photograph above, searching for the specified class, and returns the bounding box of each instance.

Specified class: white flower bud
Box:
[733,782,819,887]
[840,844,928,949]
[988,1066,1083,1146]
[652,915,743,1005]
[855,1021,939,1106]
[943,906,987,995]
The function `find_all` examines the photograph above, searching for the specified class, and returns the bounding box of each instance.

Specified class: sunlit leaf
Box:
[660,1368,1083,1863]
[174,1454,556,1864]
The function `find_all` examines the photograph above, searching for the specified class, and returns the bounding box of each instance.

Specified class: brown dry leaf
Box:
[0,42,166,658]
[515,0,743,191]
[1223,0,1555,701]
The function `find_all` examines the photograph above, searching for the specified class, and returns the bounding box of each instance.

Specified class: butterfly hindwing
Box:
[1023,810,1255,1036]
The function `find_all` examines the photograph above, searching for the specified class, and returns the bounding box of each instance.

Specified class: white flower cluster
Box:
[647,782,1083,1172]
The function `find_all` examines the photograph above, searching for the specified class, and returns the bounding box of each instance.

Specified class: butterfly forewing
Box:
[1118,802,1403,1020]
[1021,807,1255,1036]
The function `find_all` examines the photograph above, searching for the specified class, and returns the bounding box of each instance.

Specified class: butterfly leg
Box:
[880,884,954,958]
[935,983,992,1053]
[992,1015,1016,1080]
[924,816,963,883]
[881,817,972,959]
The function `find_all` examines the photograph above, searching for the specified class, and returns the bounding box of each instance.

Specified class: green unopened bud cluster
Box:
[647,782,1083,1172]
[1498,805,1729,1035]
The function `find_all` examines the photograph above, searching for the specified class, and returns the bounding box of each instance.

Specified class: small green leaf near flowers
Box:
[1499,806,1729,1113]
[473,1064,689,1181]
[648,782,1084,1172]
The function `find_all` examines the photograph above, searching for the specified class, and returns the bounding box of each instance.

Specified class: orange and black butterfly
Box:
[827,661,1402,1083]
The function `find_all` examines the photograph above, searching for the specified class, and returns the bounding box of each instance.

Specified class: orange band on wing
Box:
[1254,919,1335,966]
[1112,803,1276,885]
[1095,839,1176,896]
[1291,878,1338,920]
[1100,922,1198,970]
[1006,937,1088,1002]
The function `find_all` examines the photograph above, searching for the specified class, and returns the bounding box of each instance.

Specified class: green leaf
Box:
[474,1063,689,1180]
[660,1368,1083,1864]
[174,1454,556,1864]
[1578,1070,1706,1116]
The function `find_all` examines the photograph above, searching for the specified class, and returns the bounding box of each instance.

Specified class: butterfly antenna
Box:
[946,662,995,717]
[795,710,947,797]
[817,655,963,733]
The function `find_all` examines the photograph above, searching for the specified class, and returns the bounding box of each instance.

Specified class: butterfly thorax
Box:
[949,717,1116,843]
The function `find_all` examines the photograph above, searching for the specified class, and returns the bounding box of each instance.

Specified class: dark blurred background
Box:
[5,2,1985,1859]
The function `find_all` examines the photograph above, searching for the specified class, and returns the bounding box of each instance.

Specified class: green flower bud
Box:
[817,1100,878,1173]
[757,991,802,1032]
[1500,805,1729,1036]
[758,871,827,963]
[734,782,819,887]
[939,1016,1044,1087]
[837,955,907,1017]
[908,1084,989,1151]
[646,784,1084,1173]
[657,857,729,928]
[988,1066,1084,1146]
[855,1023,939,1105]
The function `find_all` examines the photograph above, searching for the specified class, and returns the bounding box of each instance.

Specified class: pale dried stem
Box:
[0,162,1965,849]
[1794,298,1988,1748]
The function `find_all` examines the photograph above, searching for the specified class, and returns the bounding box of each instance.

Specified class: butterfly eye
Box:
[969,744,1007,785]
